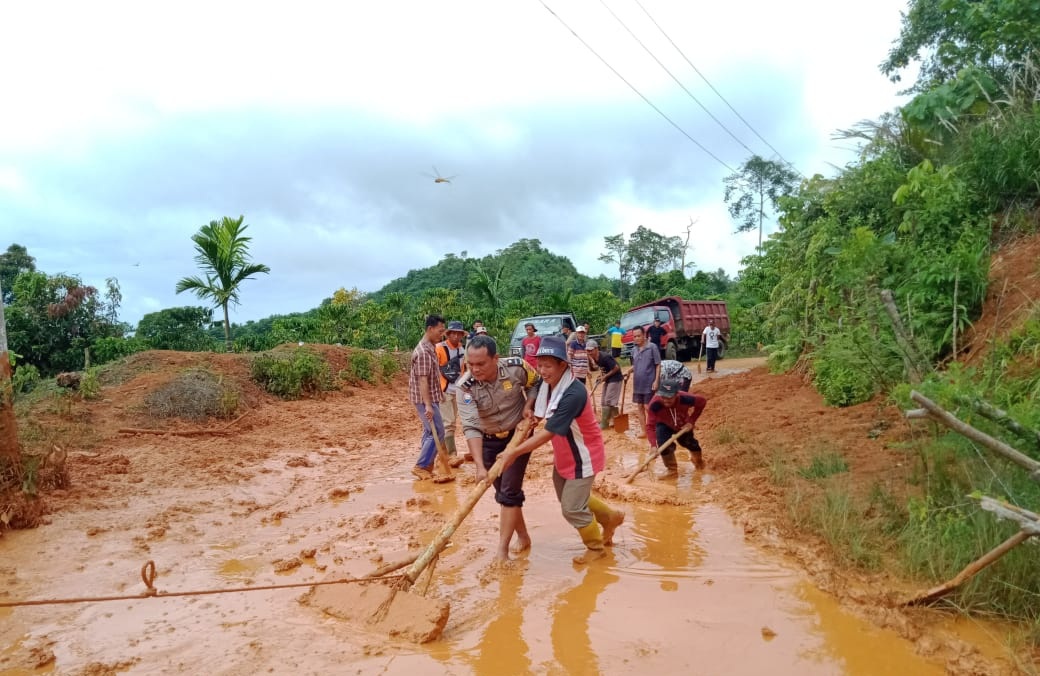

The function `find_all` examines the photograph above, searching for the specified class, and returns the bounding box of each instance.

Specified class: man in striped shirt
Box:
[409,314,446,480]
[502,335,625,564]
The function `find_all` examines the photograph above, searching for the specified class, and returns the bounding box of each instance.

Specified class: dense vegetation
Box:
[3,0,1040,637]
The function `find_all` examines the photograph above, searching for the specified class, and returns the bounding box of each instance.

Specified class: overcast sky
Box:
[1,0,915,326]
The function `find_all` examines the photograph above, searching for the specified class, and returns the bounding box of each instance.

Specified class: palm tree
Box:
[176,216,271,352]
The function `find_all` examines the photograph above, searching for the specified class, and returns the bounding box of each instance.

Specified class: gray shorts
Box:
[632,391,653,405]
[552,467,594,528]
[601,380,621,408]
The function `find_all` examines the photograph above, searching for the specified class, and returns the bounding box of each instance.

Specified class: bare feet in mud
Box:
[509,535,532,555]
[601,510,625,546]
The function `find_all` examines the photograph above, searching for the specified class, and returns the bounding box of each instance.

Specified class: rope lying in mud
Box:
[0,560,406,608]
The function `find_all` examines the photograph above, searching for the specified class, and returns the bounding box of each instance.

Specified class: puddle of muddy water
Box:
[0,440,1002,674]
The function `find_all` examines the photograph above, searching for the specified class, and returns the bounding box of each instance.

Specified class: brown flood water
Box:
[0,357,1012,673]
[2,460,953,675]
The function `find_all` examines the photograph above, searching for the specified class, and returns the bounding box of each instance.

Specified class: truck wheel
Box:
[717,341,726,360]
[665,341,677,361]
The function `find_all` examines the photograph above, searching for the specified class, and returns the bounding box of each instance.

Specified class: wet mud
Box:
[0,354,1028,674]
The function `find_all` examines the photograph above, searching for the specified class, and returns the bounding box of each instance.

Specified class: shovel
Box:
[696,343,704,374]
[310,419,533,643]
[625,424,692,483]
[613,372,630,433]
[590,378,601,415]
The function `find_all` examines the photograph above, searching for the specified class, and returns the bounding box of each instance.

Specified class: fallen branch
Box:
[909,391,1040,482]
[976,495,1040,535]
[954,395,1040,454]
[880,289,929,384]
[118,427,229,437]
[222,409,253,431]
[904,528,1034,606]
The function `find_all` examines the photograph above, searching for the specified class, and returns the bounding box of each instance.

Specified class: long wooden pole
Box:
[910,390,1040,481]
[401,418,532,586]
[625,425,691,484]
[905,530,1033,606]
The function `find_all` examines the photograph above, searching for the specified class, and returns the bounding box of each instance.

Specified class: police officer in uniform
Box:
[457,333,541,562]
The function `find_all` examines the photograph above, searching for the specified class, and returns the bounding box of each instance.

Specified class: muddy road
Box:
[0,354,1020,674]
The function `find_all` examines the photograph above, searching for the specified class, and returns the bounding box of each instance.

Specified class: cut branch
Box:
[954,395,1040,454]
[880,289,929,384]
[909,391,1040,482]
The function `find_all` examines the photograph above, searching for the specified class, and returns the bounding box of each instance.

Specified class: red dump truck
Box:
[619,296,730,361]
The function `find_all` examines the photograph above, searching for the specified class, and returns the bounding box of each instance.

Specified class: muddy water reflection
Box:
[0,453,954,675]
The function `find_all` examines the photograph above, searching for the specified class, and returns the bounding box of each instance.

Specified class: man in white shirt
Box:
[702,319,723,373]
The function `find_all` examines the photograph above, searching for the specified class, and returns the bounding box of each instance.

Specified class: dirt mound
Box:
[962,230,1040,364]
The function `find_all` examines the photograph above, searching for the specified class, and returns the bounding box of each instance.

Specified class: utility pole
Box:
[0,278,19,466]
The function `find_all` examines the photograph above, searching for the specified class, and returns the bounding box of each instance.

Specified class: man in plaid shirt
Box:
[409,314,446,480]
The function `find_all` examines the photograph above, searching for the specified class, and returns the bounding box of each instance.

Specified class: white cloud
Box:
[1,0,914,325]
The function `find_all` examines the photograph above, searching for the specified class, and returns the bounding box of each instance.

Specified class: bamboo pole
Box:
[910,391,1040,481]
[880,289,928,384]
[905,530,1033,606]
[625,425,691,484]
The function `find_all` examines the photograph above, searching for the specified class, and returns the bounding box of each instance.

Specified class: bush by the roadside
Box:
[11,364,40,399]
[251,349,333,399]
[341,351,375,385]
[90,336,149,366]
[145,368,239,420]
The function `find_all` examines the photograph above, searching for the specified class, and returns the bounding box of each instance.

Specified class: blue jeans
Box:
[414,402,445,470]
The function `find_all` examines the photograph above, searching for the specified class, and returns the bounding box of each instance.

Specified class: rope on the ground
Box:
[0,559,404,609]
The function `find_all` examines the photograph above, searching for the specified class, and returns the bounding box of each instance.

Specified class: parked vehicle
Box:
[508,313,578,358]
[619,297,729,361]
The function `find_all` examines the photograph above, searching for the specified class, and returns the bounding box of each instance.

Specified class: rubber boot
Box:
[444,436,465,467]
[589,496,625,546]
[573,522,606,564]
[657,452,678,478]
[599,406,612,430]
[690,450,705,470]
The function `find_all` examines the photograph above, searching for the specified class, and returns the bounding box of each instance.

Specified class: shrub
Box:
[79,367,101,400]
[812,358,875,407]
[345,351,375,385]
[251,349,333,399]
[11,364,40,398]
[145,369,239,420]
[91,336,149,366]
[378,352,399,383]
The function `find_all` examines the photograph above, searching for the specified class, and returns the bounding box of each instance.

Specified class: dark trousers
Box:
[706,347,718,371]
[654,423,701,459]
[481,431,531,507]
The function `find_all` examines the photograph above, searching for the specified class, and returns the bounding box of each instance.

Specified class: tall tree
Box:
[881,0,1040,93]
[136,306,214,351]
[176,216,271,352]
[723,155,800,249]
[0,244,36,305]
[598,234,632,301]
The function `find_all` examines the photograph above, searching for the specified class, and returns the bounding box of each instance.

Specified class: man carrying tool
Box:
[629,325,661,439]
[644,377,707,477]
[587,339,622,430]
[409,314,447,480]
[457,334,541,562]
[500,335,626,564]
[702,318,723,373]
[436,320,468,467]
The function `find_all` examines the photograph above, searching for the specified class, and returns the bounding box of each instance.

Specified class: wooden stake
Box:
[904,530,1033,606]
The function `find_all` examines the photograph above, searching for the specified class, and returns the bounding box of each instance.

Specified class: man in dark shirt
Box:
[587,340,622,429]
[645,378,707,477]
[646,318,667,352]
